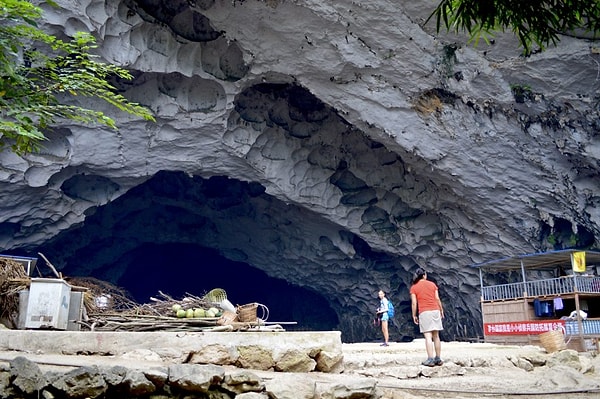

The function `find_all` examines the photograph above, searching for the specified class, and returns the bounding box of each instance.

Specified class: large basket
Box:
[539,328,566,353]
[237,302,259,322]
[236,302,270,323]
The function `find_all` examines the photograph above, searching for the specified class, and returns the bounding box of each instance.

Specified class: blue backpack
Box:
[387,300,395,318]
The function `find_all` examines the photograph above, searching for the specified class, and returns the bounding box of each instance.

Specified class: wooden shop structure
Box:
[473,249,600,352]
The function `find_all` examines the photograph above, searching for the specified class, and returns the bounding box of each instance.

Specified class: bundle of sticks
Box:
[80,290,232,332]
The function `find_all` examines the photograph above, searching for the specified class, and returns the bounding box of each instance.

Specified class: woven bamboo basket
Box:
[539,328,566,353]
[237,302,259,322]
[203,288,227,304]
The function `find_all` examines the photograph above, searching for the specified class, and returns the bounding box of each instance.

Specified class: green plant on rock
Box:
[383,49,396,59]
[510,83,534,103]
[428,0,600,54]
[440,43,458,80]
[568,234,578,248]
[0,0,155,155]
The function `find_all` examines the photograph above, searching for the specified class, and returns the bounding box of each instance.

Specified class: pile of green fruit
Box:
[172,304,222,318]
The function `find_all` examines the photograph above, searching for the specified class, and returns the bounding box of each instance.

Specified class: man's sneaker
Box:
[421,358,435,367]
[380,343,389,347]
[434,356,443,366]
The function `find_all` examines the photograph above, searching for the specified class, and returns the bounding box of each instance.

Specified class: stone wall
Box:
[0,330,343,373]
[1,356,380,399]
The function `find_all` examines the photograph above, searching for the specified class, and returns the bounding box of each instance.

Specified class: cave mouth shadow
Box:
[30,171,343,335]
[117,242,339,331]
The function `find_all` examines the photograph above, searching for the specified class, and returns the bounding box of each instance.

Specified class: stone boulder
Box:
[8,356,47,396]
[49,366,108,399]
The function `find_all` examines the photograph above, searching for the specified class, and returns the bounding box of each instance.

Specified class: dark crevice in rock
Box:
[539,217,595,250]
[133,0,221,42]
[0,222,21,239]
[61,175,121,204]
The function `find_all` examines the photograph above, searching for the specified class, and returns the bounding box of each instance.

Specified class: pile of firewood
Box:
[0,257,29,328]
[75,288,271,332]
[1,255,280,332]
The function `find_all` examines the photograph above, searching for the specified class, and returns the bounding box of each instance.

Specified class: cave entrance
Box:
[117,242,338,330]
[36,171,339,332]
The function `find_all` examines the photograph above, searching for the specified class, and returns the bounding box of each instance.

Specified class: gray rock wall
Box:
[1,0,599,341]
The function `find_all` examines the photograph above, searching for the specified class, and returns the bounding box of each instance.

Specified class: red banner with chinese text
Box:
[484,320,565,335]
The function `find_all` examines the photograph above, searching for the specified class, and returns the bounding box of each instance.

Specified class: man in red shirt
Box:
[410,268,444,366]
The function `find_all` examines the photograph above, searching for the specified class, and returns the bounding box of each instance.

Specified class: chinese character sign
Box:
[484,320,565,335]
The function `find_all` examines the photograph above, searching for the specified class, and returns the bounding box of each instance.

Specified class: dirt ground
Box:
[342,339,600,399]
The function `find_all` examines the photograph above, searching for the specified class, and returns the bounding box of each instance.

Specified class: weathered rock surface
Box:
[8,356,47,395]
[0,355,379,399]
[0,330,343,373]
[346,341,600,398]
[1,0,600,342]
[1,340,599,399]
[2,356,292,398]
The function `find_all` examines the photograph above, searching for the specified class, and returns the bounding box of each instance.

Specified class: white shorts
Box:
[419,310,443,333]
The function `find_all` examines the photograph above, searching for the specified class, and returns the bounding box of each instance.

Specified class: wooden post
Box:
[572,272,585,351]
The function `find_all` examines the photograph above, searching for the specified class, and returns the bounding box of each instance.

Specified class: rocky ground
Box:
[342,339,600,398]
[1,339,599,398]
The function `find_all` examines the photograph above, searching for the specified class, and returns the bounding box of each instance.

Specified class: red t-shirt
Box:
[410,279,439,313]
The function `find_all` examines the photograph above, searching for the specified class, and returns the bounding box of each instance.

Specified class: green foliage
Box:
[510,83,534,103]
[1,0,155,154]
[440,43,458,79]
[428,0,600,54]
[568,233,578,247]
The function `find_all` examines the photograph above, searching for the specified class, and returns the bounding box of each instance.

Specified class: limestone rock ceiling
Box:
[1,0,599,342]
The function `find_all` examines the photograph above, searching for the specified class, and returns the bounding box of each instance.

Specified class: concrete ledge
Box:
[0,330,344,373]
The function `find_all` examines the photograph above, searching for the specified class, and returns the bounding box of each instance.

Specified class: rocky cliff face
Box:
[1,0,599,342]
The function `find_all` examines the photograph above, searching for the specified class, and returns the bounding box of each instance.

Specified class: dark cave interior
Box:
[10,171,343,335]
[18,239,340,333]
[114,242,340,331]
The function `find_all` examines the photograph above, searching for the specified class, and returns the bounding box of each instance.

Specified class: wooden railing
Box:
[482,275,600,301]
[565,318,600,336]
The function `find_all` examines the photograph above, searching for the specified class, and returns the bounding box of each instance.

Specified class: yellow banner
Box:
[572,251,586,273]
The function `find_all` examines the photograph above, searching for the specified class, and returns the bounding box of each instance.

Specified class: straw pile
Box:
[67,276,138,315]
[0,257,29,328]
[1,262,274,332]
